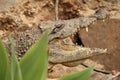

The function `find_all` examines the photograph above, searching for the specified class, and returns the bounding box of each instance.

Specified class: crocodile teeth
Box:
[75,42,78,45]
[86,27,88,32]
[102,20,105,22]
[92,21,95,24]
[72,34,74,37]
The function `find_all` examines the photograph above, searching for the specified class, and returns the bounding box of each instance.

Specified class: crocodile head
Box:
[47,9,109,41]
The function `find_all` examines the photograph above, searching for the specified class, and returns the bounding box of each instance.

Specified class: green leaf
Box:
[9,36,22,80]
[59,67,93,80]
[0,39,9,80]
[20,29,48,80]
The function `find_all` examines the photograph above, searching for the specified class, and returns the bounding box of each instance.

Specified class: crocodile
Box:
[3,8,108,68]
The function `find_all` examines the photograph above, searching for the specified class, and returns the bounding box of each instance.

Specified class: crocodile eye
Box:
[50,24,65,34]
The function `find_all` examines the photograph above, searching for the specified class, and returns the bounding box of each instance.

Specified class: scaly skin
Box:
[49,43,107,66]
[3,9,108,67]
[39,9,108,41]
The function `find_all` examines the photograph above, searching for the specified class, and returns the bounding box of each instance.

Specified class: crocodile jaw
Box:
[49,45,107,63]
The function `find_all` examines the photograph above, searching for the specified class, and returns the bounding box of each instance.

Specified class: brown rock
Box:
[78,18,120,71]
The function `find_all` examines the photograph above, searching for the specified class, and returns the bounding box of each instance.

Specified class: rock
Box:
[78,18,120,71]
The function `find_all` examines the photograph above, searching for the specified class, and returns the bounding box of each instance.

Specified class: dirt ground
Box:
[0,0,120,80]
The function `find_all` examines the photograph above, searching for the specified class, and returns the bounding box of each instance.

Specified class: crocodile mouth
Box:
[50,31,85,49]
[49,30,88,52]
[71,32,84,47]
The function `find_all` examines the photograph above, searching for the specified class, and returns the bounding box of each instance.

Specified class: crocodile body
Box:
[3,9,108,67]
